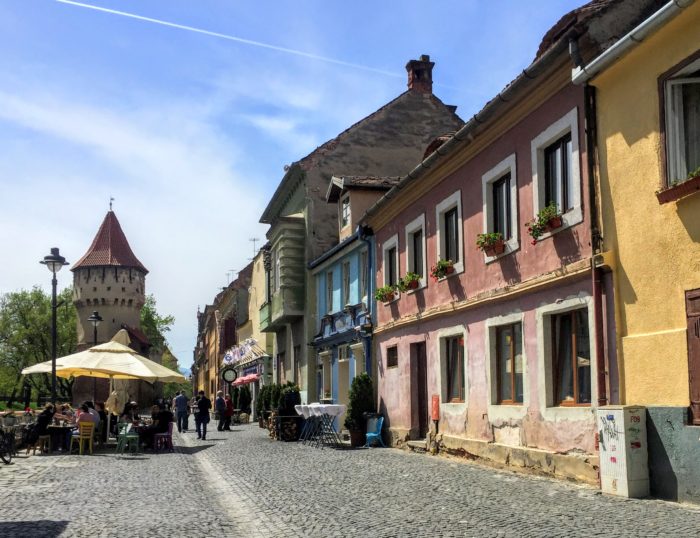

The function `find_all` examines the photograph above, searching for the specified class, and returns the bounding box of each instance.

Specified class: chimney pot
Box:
[406,54,435,94]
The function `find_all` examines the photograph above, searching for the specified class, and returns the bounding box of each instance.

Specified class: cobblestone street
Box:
[2,424,700,537]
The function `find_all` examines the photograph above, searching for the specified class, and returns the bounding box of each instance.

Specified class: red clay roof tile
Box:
[71,211,148,273]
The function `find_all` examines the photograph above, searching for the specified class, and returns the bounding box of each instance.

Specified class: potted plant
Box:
[430,259,454,281]
[397,272,421,292]
[344,372,375,447]
[375,284,397,303]
[476,232,505,256]
[525,202,562,245]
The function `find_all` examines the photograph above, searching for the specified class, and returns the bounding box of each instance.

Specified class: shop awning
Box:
[233,373,260,386]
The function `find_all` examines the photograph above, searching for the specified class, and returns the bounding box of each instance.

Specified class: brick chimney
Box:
[406,54,434,94]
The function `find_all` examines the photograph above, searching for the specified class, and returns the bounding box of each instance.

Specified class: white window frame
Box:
[665,57,700,185]
[535,293,597,422]
[485,311,528,422]
[404,213,427,290]
[530,108,582,236]
[435,191,464,275]
[381,234,400,302]
[482,154,518,262]
[340,194,351,229]
[436,324,468,411]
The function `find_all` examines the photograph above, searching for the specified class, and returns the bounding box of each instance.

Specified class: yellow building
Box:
[575,0,700,502]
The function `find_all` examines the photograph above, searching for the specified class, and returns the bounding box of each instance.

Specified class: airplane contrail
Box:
[55,0,403,78]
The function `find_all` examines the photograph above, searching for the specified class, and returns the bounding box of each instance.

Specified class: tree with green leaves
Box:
[140,295,189,398]
[140,294,175,355]
[0,287,77,404]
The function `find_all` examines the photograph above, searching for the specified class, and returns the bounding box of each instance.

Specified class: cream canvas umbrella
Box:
[22,330,185,383]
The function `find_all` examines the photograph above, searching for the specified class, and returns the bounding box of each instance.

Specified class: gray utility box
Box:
[597,405,649,498]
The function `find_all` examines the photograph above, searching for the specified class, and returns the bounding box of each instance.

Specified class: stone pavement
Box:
[1,424,700,537]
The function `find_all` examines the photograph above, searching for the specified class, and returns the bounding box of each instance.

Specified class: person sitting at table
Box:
[139,403,173,449]
[59,404,75,420]
[25,403,54,453]
[85,401,100,426]
[75,404,98,426]
[119,402,140,423]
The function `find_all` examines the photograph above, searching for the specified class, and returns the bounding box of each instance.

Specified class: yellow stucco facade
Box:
[247,249,273,358]
[593,2,700,405]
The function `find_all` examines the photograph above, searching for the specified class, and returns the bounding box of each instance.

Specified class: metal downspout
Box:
[359,226,374,375]
[583,83,608,407]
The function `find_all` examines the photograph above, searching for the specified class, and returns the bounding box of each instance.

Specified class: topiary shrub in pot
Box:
[278,382,302,441]
[344,372,375,447]
[239,385,252,414]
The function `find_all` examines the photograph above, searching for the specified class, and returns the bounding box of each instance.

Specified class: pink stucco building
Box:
[360,5,635,482]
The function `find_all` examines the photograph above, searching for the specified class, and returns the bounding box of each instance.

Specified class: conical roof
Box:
[71,211,148,273]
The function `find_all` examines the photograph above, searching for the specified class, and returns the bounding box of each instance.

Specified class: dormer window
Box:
[340,195,351,229]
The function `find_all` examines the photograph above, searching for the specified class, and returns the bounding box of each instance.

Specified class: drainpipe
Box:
[582,79,608,408]
[359,225,374,374]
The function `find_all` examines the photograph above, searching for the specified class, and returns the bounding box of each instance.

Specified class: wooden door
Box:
[415,342,428,438]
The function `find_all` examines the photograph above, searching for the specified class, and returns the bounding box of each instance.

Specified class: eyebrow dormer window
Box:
[341,196,351,228]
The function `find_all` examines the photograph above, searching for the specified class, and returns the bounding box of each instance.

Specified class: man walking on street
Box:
[215,390,226,431]
[174,391,189,433]
[194,390,212,440]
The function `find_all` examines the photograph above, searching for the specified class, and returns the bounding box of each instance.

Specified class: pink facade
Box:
[372,83,600,456]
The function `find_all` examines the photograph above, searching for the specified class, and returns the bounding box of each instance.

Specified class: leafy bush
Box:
[239,385,252,413]
[344,372,375,431]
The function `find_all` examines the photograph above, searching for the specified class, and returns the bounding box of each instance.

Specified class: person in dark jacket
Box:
[139,404,173,448]
[194,391,212,440]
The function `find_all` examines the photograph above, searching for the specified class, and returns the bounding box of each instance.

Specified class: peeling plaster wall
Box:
[376,277,596,455]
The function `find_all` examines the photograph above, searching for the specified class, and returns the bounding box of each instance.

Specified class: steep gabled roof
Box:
[72,211,148,273]
[326,175,401,202]
[259,88,463,224]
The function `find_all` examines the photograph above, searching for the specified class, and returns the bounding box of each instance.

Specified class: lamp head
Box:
[40,247,69,274]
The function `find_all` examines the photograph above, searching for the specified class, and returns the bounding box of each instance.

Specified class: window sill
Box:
[406,280,427,294]
[483,238,519,264]
[531,206,582,243]
[381,292,400,305]
[656,174,700,204]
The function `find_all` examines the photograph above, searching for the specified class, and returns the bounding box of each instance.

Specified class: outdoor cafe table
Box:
[305,403,346,448]
[47,424,74,452]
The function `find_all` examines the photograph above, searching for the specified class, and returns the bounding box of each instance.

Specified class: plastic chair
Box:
[364,416,386,448]
[153,421,174,452]
[116,423,139,454]
[70,422,95,455]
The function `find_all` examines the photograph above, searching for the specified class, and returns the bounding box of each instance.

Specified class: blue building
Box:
[309,176,398,428]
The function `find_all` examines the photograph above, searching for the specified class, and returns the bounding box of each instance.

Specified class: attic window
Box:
[340,195,351,228]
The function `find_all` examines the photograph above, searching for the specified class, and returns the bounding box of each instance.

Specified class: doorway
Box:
[411,342,428,439]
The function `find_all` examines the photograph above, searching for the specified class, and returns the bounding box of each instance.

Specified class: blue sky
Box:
[0,0,584,366]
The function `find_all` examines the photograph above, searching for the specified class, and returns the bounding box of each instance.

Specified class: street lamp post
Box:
[40,247,69,404]
[87,310,103,401]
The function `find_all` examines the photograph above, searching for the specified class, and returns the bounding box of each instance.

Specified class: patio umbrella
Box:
[22,330,185,383]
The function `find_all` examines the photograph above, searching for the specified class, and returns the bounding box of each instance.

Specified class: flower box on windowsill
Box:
[656,173,700,204]
[545,215,563,232]
[483,239,506,257]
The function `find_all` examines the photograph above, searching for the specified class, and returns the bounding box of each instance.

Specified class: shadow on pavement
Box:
[175,444,214,454]
[0,520,69,538]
